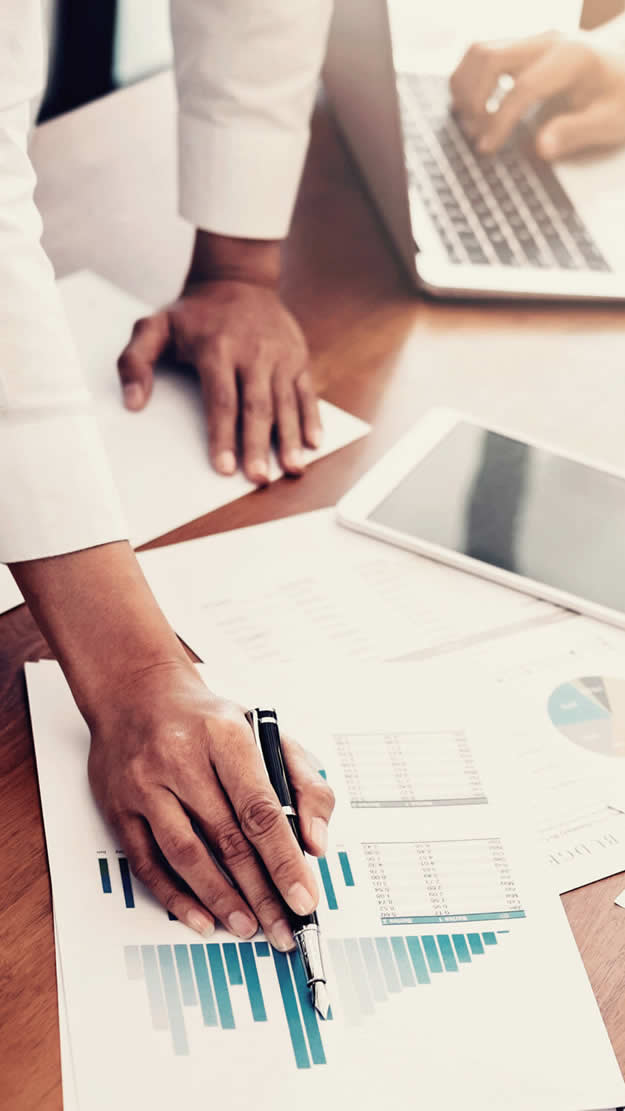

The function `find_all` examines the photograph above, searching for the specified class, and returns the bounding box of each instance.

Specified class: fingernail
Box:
[186,910,215,937]
[287,882,316,916]
[309,427,322,449]
[285,449,305,472]
[269,919,295,952]
[123,384,144,410]
[249,460,269,484]
[310,817,328,855]
[216,450,236,475]
[228,911,257,939]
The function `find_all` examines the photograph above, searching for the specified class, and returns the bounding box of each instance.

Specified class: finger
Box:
[198,350,238,475]
[537,98,624,159]
[146,789,258,939]
[216,720,319,916]
[478,45,587,153]
[117,311,170,410]
[450,35,553,121]
[241,368,274,485]
[120,813,216,936]
[296,370,322,451]
[281,735,335,857]
[182,788,296,953]
[273,372,305,475]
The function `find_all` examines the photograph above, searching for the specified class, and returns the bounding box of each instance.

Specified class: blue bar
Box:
[319,769,328,780]
[452,935,472,964]
[255,941,270,957]
[374,937,400,993]
[174,945,198,1005]
[345,938,374,1015]
[468,933,485,955]
[158,946,189,1055]
[124,945,142,980]
[167,911,177,921]
[390,937,416,987]
[359,938,387,1002]
[483,932,497,946]
[190,945,218,1027]
[422,936,443,973]
[338,851,355,887]
[239,943,267,1022]
[206,945,235,1030]
[317,858,338,911]
[328,939,358,1025]
[272,950,311,1069]
[223,943,244,986]
[437,935,458,972]
[289,952,326,1065]
[118,857,135,908]
[406,936,431,984]
[141,946,168,1030]
[98,857,111,894]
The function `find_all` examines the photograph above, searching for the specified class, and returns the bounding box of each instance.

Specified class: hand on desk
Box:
[450,31,625,159]
[117,233,322,485]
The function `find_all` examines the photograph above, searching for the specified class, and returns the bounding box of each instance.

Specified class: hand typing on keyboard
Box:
[450,31,625,160]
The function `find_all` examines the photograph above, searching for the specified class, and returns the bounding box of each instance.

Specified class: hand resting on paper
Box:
[117,232,322,486]
[450,31,625,158]
[12,541,334,948]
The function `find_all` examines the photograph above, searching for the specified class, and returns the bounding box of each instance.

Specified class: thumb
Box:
[117,311,170,410]
[536,102,610,160]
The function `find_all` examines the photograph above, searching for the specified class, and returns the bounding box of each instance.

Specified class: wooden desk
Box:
[2,72,625,1108]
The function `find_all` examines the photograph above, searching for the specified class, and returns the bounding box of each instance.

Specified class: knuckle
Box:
[243,392,272,420]
[311,779,336,813]
[213,821,254,868]
[270,853,301,890]
[239,793,283,841]
[161,831,202,870]
[253,892,282,921]
[132,856,159,891]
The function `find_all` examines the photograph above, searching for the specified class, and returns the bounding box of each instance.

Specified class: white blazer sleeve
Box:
[170,0,333,239]
[0,3,126,563]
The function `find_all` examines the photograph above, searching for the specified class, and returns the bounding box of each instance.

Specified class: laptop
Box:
[323,0,625,301]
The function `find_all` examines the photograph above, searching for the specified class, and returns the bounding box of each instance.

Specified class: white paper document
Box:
[27,660,625,1111]
[0,567,23,615]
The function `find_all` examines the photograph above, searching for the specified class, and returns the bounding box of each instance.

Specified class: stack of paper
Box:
[27,659,625,1110]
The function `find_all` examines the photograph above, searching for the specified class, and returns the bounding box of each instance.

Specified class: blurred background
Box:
[39,0,624,123]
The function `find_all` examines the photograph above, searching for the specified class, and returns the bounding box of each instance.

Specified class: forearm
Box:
[10,543,187,724]
[186,231,282,289]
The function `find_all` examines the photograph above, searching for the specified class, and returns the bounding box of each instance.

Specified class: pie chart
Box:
[548,677,625,758]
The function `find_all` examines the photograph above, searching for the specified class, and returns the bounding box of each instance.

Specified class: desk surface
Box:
[2,71,625,1108]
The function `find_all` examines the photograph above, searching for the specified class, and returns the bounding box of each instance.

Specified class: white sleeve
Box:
[0,3,127,563]
[170,0,333,239]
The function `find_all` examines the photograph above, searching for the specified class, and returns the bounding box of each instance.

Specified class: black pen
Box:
[246,707,330,1019]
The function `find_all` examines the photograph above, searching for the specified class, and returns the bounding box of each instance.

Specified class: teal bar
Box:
[190,945,218,1027]
[422,936,443,973]
[255,941,270,957]
[317,857,338,911]
[124,945,142,981]
[289,952,326,1065]
[483,932,497,946]
[328,939,358,1025]
[338,851,355,887]
[359,938,387,1002]
[141,946,168,1030]
[437,935,458,972]
[98,857,112,894]
[174,945,198,1005]
[319,769,328,780]
[239,943,267,1022]
[452,935,472,964]
[345,938,374,1015]
[157,946,189,1056]
[468,933,484,955]
[391,937,416,987]
[118,857,135,908]
[406,936,430,985]
[223,943,244,986]
[206,945,235,1029]
[272,950,311,1069]
[374,937,400,993]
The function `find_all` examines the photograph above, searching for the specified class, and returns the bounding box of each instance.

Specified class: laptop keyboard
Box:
[398,73,610,272]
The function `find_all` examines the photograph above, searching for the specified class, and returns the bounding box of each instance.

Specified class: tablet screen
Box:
[369,420,625,613]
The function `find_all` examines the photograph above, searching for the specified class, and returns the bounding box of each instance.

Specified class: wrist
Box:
[186,230,282,290]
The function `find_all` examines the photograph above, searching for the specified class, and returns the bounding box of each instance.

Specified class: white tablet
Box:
[337,407,625,629]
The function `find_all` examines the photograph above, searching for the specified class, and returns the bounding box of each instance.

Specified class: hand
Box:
[87,658,335,947]
[117,235,322,486]
[450,31,625,158]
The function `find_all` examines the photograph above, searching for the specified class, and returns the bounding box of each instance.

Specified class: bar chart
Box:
[97,851,135,908]
[363,838,525,925]
[125,930,509,1067]
[334,731,487,808]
